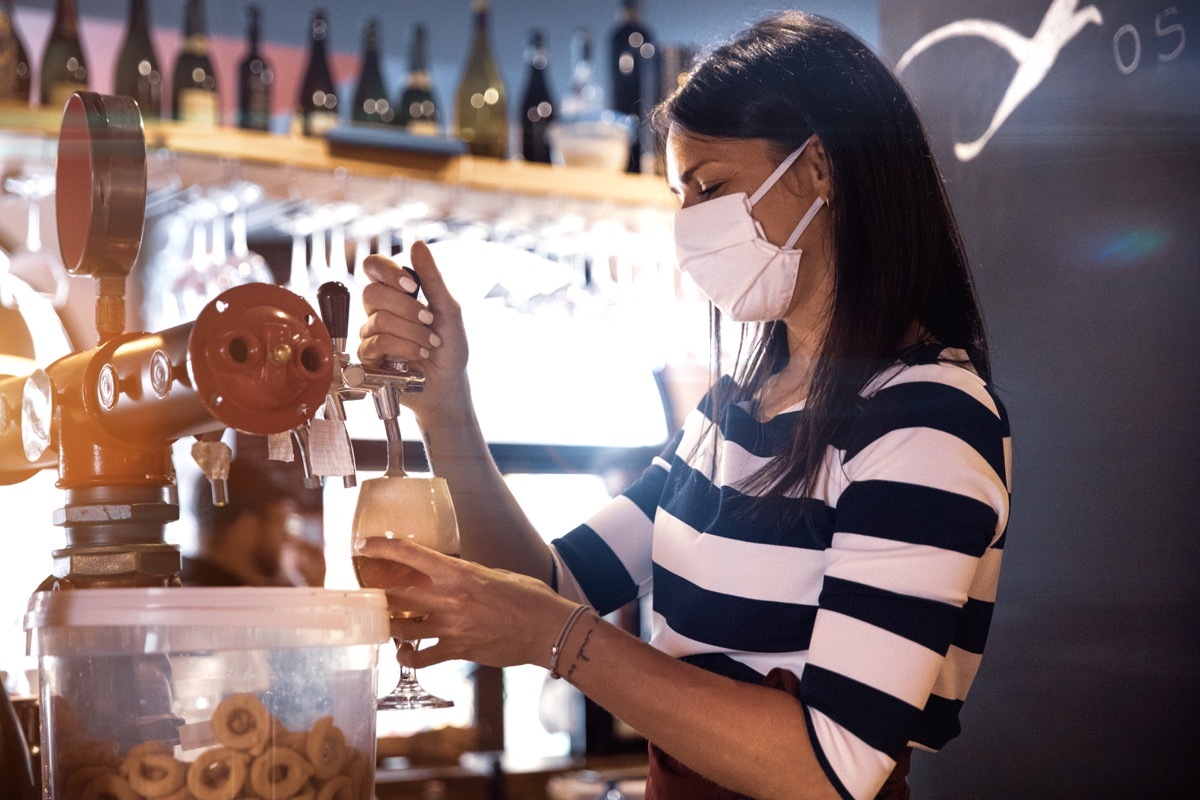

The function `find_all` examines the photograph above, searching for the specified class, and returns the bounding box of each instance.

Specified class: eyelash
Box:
[698,183,720,198]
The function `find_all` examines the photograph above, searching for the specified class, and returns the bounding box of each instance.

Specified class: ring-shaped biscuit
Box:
[250,746,315,799]
[81,772,140,800]
[64,766,118,800]
[159,787,195,800]
[305,717,347,781]
[126,752,187,799]
[315,775,355,800]
[186,748,248,800]
[211,694,271,753]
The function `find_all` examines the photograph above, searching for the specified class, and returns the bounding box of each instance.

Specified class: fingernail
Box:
[419,347,430,359]
[418,309,434,325]
[399,276,418,293]
[353,539,365,551]
[429,333,442,348]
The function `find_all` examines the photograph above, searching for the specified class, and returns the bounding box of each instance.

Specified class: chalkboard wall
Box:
[879,1,1199,796]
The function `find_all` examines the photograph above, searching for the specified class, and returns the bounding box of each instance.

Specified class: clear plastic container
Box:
[24,587,389,800]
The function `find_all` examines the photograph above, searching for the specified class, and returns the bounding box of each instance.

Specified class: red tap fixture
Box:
[0,93,334,588]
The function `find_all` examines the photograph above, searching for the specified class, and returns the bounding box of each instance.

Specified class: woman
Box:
[354,11,1011,800]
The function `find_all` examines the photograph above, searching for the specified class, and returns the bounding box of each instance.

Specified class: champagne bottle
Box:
[295,9,339,136]
[395,22,439,135]
[519,30,554,164]
[608,0,656,173]
[39,0,88,109]
[561,27,603,121]
[454,0,507,159]
[237,5,273,131]
[172,0,219,126]
[352,18,391,124]
[114,0,162,118]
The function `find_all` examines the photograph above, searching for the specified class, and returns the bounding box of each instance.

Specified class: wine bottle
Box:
[608,0,656,173]
[114,0,162,118]
[0,1,18,103]
[295,9,339,137]
[395,22,439,135]
[352,18,391,124]
[0,0,30,104]
[237,5,273,131]
[39,0,88,109]
[519,30,554,164]
[454,0,508,159]
[172,0,219,127]
[561,28,603,122]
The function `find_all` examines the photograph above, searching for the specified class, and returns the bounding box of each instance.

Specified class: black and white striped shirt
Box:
[552,347,1011,799]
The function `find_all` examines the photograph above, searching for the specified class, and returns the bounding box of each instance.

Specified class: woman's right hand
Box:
[358,241,470,422]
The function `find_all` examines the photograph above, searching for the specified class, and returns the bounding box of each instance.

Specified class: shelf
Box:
[0,108,676,209]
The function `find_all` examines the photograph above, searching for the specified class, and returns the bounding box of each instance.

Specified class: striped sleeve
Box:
[550,430,681,615]
[801,375,1011,800]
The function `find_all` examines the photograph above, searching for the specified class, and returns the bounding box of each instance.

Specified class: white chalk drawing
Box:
[896,0,1104,161]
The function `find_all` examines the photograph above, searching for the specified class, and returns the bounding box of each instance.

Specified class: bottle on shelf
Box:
[172,0,219,127]
[39,0,88,109]
[608,0,657,173]
[352,17,391,124]
[237,5,273,131]
[0,1,17,102]
[519,29,554,164]
[560,28,603,122]
[394,22,439,135]
[114,0,162,118]
[0,0,30,104]
[295,9,339,137]
[454,0,508,159]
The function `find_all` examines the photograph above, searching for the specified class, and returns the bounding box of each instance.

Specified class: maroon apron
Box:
[644,668,912,800]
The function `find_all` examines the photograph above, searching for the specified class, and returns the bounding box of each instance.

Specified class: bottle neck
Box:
[184,0,208,51]
[619,0,640,25]
[408,25,429,74]
[127,0,149,34]
[310,13,329,54]
[246,9,261,55]
[53,0,79,37]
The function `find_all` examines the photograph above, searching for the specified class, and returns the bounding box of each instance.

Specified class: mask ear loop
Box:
[783,196,826,250]
[748,137,813,206]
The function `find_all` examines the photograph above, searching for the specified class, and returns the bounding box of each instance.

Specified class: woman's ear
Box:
[787,136,833,205]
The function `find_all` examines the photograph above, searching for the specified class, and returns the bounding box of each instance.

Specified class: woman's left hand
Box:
[354,537,577,670]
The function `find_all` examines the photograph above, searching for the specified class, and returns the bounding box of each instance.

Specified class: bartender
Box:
[353,10,1011,800]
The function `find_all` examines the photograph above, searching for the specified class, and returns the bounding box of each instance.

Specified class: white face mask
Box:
[674,139,826,322]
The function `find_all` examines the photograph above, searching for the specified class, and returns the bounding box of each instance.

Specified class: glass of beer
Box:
[351,475,459,710]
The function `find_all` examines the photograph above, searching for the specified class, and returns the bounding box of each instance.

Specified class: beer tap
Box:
[0,93,334,589]
[315,279,425,479]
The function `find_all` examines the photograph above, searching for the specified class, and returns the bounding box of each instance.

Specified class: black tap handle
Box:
[317,281,351,340]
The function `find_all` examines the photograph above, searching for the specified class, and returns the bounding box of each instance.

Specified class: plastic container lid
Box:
[24,587,390,656]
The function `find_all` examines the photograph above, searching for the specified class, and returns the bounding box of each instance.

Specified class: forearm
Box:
[414,379,553,583]
[553,613,840,800]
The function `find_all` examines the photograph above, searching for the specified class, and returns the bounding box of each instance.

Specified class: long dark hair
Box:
[654,12,991,508]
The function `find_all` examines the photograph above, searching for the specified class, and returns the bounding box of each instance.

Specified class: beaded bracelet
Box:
[549,603,592,679]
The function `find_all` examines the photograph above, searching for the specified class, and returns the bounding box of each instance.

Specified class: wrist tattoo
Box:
[565,625,594,682]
